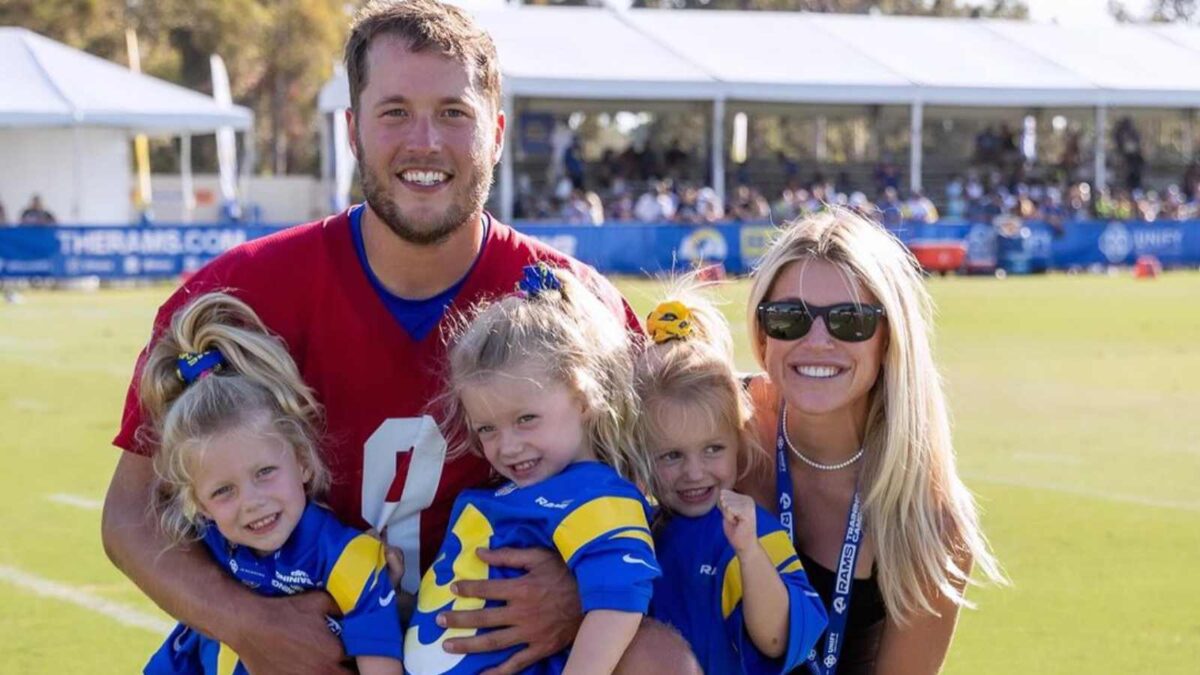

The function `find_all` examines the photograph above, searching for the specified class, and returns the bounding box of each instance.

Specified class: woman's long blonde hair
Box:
[137,292,329,546]
[748,208,1005,623]
[634,277,765,506]
[439,265,650,490]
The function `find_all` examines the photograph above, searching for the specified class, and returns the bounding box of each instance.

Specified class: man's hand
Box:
[438,547,582,675]
[231,591,352,674]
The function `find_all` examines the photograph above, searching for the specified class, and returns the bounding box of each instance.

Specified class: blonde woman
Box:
[738,209,1004,675]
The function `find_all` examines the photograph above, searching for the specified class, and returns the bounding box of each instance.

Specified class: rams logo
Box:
[678,228,728,263]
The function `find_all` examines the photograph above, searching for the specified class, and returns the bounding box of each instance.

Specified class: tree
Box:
[623,0,1028,18]
[1,0,348,175]
[1110,0,1199,23]
[131,0,348,175]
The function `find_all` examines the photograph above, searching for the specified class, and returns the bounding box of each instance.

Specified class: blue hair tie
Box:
[176,349,226,386]
[518,262,562,298]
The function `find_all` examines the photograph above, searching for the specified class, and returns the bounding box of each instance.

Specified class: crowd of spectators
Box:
[518,136,895,226]
[513,111,1200,229]
[955,115,1200,227]
[514,143,945,229]
[515,125,1200,230]
[943,168,1200,230]
[515,138,736,225]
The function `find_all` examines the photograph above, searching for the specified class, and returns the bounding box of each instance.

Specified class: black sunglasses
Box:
[757,300,886,342]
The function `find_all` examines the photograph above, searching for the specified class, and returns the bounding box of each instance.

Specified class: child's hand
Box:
[718,489,758,555]
[371,527,415,622]
[384,546,405,592]
[369,526,405,591]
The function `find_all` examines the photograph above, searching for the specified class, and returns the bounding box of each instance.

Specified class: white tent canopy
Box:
[315,6,1200,217]
[317,7,718,112]
[0,27,253,223]
[790,15,1098,107]
[320,8,1200,111]
[987,20,1200,108]
[482,7,716,101]
[0,27,252,132]
[626,11,914,105]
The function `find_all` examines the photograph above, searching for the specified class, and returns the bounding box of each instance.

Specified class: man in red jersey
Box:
[102,2,699,674]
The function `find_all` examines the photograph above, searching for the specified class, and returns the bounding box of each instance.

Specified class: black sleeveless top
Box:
[788,550,886,675]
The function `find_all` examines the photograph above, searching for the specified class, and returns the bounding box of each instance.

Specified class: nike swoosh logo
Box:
[379,589,396,607]
[621,554,657,570]
[172,627,191,652]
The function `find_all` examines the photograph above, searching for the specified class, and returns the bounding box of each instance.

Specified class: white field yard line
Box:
[964,473,1200,513]
[47,493,104,510]
[0,564,172,633]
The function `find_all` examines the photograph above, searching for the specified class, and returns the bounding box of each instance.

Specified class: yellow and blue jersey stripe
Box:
[652,505,828,675]
[144,502,402,674]
[404,461,659,675]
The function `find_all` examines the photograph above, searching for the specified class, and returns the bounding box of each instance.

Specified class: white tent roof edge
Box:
[321,7,1200,112]
[0,27,254,133]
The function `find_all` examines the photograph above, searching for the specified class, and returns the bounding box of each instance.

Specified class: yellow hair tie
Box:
[647,301,694,344]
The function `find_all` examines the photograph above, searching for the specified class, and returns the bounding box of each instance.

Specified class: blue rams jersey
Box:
[145,502,403,674]
[404,461,659,675]
[651,505,828,675]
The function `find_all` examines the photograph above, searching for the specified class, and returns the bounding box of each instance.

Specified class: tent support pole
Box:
[499,92,515,223]
[71,126,82,223]
[1094,105,1107,192]
[868,105,881,161]
[320,111,333,211]
[181,133,194,223]
[909,100,923,194]
[815,115,827,164]
[241,123,256,221]
[1187,108,1196,163]
[332,108,354,213]
[712,97,726,206]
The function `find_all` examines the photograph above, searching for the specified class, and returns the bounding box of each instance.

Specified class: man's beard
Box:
[357,139,493,246]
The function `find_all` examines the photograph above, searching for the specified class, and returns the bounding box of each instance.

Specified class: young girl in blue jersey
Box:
[404,263,659,675]
[138,292,403,675]
[634,284,828,675]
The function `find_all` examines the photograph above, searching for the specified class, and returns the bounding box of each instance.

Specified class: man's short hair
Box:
[344,0,501,113]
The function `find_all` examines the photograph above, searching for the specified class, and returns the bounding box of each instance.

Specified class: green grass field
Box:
[2,272,1198,673]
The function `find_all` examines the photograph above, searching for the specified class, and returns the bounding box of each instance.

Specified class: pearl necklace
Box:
[781,406,864,471]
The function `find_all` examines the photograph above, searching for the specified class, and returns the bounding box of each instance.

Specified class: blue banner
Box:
[518,220,1200,275]
[3,220,1199,279]
[516,223,778,276]
[888,219,1200,270]
[0,225,283,279]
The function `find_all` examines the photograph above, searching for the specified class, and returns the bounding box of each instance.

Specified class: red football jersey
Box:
[113,210,641,591]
